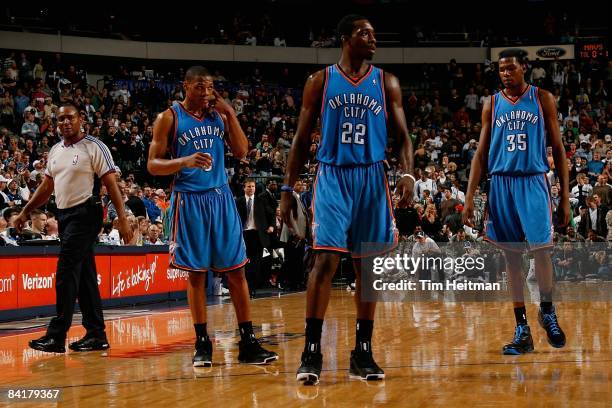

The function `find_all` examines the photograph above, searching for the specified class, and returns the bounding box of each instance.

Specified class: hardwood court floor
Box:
[0,285,610,407]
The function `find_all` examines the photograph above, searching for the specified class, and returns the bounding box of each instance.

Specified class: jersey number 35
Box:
[506,133,527,152]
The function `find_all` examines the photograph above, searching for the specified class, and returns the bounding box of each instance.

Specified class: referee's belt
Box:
[63,196,103,211]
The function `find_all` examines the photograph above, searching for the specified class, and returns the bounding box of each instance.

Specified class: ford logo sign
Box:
[536,47,566,58]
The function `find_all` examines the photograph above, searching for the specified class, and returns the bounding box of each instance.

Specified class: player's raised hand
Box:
[461,202,475,227]
[395,176,414,208]
[181,152,212,170]
[211,89,234,116]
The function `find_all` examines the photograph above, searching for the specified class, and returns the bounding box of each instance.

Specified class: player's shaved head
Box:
[185,66,210,82]
[498,48,528,65]
[337,14,369,39]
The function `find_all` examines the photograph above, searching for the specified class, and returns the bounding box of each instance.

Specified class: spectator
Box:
[33,58,44,80]
[259,179,278,218]
[421,204,442,240]
[125,186,147,218]
[414,170,437,201]
[571,173,593,209]
[444,203,464,234]
[105,218,121,244]
[587,151,604,181]
[21,110,39,140]
[124,215,142,246]
[274,36,287,47]
[463,88,478,122]
[553,241,578,280]
[530,61,546,86]
[279,180,308,290]
[26,209,47,237]
[578,196,607,238]
[137,216,150,240]
[0,209,21,246]
[245,32,257,46]
[44,213,59,239]
[142,186,161,221]
[0,175,10,210]
[0,91,14,127]
[145,224,164,245]
[439,186,460,221]
[6,178,27,207]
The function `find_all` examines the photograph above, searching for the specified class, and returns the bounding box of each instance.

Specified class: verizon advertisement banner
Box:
[491,44,574,61]
[18,257,56,308]
[0,251,188,312]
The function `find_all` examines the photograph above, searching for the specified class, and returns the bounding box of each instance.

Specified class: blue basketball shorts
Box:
[485,174,553,251]
[168,184,247,272]
[312,162,398,257]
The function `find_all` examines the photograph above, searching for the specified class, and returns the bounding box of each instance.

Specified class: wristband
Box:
[280,185,294,193]
[401,173,416,183]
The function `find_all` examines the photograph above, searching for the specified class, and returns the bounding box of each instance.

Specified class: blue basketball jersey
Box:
[170,102,227,192]
[318,64,388,166]
[488,85,548,175]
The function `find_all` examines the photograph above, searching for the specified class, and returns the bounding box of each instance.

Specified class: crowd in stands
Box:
[1,7,597,48]
[0,49,610,283]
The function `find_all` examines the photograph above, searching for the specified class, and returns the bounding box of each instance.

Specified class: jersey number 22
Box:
[341,122,366,145]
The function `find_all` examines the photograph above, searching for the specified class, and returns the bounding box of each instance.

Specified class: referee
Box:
[15,103,133,353]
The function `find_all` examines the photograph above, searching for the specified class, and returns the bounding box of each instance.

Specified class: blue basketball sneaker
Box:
[538,306,566,348]
[502,324,534,355]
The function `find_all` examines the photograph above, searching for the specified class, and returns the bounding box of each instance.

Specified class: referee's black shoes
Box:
[69,334,110,352]
[29,335,66,353]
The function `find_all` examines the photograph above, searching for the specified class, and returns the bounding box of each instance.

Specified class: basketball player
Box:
[148,66,277,366]
[463,49,569,354]
[280,15,415,383]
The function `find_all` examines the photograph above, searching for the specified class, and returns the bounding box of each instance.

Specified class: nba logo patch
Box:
[72,155,79,165]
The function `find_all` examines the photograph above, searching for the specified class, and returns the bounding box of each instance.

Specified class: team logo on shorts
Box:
[169,241,179,254]
[72,155,79,165]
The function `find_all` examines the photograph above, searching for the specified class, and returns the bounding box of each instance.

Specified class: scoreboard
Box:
[577,41,609,59]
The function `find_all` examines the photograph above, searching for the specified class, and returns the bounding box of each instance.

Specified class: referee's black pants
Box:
[47,199,105,341]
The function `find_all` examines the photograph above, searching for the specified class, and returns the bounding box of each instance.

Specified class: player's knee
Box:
[309,268,334,286]
[532,249,552,263]
[504,252,523,269]
[310,254,339,282]
[226,268,246,283]
[187,271,206,286]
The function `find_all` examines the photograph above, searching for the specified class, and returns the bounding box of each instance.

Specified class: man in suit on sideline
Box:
[236,178,275,296]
